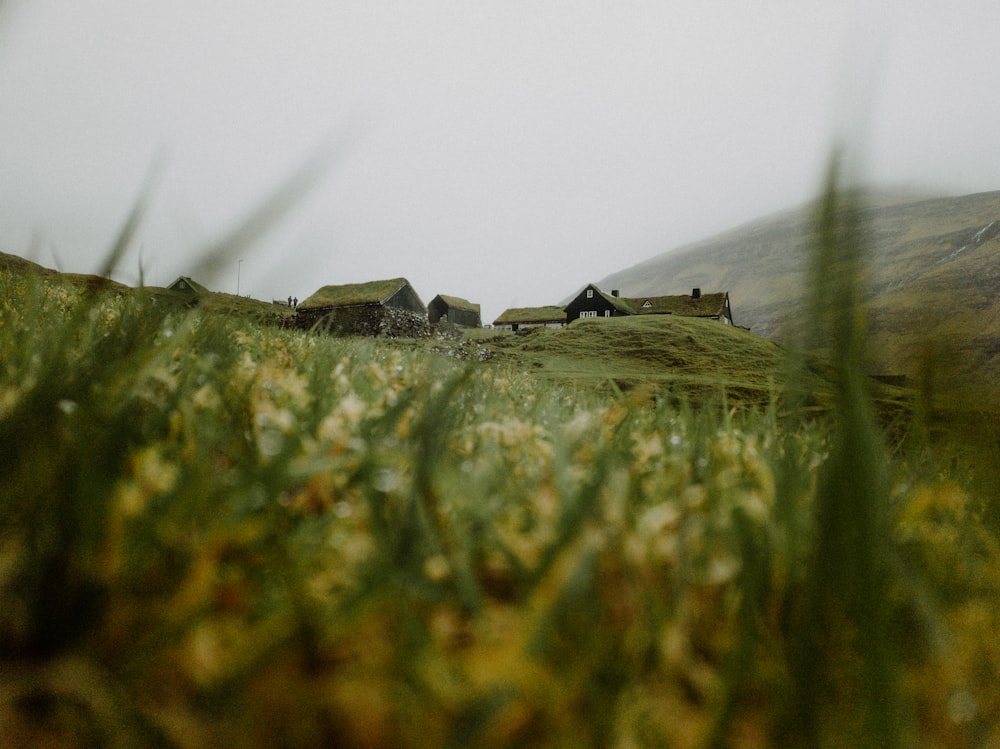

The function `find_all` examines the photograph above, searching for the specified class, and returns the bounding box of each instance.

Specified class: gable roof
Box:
[630,291,729,317]
[433,294,480,313]
[298,278,412,309]
[168,276,210,294]
[493,305,566,325]
[597,289,637,315]
[567,284,638,314]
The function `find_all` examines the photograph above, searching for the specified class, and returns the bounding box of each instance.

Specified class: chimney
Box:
[691,287,701,299]
[611,289,620,297]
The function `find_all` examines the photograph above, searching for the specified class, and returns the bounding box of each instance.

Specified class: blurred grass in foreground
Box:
[1,177,999,747]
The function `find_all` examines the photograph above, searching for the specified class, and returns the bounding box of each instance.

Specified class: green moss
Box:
[298,278,411,309]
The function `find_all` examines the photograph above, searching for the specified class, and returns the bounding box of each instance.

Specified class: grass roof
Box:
[493,306,566,325]
[592,287,637,314]
[435,294,480,313]
[629,291,728,317]
[169,276,211,294]
[298,278,410,309]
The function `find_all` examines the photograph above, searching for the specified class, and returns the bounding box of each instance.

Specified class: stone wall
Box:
[292,303,430,338]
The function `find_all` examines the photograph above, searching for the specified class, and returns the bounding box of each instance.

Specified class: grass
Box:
[448,315,912,424]
[297,278,412,309]
[1,178,999,747]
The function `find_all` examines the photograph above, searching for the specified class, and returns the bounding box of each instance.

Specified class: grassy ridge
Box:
[453,315,910,426]
[482,315,790,406]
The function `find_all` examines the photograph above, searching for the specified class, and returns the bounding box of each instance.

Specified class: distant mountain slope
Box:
[597,190,1000,405]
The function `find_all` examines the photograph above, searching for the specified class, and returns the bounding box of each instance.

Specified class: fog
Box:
[2,1,999,323]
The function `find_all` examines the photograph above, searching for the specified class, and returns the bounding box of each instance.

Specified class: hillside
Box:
[461,315,912,418]
[0,250,294,323]
[597,190,1000,407]
[487,316,785,400]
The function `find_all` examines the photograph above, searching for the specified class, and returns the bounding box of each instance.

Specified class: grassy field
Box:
[2,188,999,747]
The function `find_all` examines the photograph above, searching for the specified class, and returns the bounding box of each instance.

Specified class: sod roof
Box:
[493,306,566,325]
[629,291,728,317]
[434,294,480,313]
[591,287,637,315]
[168,276,210,294]
[298,278,411,309]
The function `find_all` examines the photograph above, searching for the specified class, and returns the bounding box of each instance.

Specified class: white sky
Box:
[2,1,999,323]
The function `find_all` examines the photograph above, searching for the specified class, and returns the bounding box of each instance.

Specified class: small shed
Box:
[428,294,482,328]
[167,276,210,294]
[493,306,567,332]
[295,278,429,337]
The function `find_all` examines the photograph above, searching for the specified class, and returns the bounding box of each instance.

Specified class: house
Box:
[492,306,567,332]
[565,284,734,325]
[294,277,429,337]
[428,294,482,328]
[167,276,210,294]
[563,285,634,321]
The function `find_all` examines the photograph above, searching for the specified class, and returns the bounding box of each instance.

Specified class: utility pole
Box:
[237,259,243,296]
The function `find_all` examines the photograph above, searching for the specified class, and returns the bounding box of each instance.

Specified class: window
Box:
[604,310,611,317]
[580,310,597,318]
[586,289,594,298]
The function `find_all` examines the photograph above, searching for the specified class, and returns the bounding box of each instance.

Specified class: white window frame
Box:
[580,310,597,318]
[586,289,594,298]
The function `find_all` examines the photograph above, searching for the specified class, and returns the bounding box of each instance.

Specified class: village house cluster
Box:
[167,276,734,336]
[494,283,734,331]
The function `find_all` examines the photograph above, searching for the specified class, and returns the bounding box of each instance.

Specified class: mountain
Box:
[596,190,1000,407]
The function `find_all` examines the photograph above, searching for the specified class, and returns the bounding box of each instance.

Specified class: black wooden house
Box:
[565,284,734,325]
[563,284,634,322]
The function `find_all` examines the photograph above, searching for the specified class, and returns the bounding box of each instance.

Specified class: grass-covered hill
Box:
[0,250,295,323]
[461,315,835,409]
[597,190,1000,407]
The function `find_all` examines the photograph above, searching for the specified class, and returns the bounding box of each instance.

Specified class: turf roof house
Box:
[294,278,430,337]
[492,306,567,331]
[428,294,482,328]
[565,284,734,325]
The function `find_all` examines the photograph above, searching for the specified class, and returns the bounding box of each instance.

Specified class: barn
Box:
[428,294,482,328]
[294,278,430,337]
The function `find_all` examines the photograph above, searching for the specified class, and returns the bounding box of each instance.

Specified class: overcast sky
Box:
[2,1,999,323]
